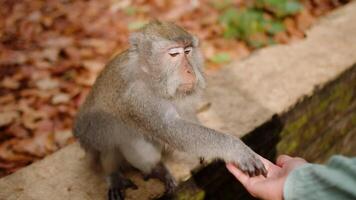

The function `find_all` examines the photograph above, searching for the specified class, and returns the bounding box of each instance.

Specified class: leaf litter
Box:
[0,0,348,177]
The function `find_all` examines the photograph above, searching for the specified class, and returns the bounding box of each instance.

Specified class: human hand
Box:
[226,155,308,200]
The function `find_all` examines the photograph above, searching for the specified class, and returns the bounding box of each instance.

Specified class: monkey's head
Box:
[129,21,206,98]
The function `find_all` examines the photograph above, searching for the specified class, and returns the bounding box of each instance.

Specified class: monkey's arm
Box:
[122,82,266,176]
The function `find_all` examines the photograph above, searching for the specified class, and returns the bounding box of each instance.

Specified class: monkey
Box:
[73,21,267,200]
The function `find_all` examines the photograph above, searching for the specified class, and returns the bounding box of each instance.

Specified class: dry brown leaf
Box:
[296,9,315,31]
[274,31,289,44]
[160,0,199,20]
[54,130,73,147]
[0,140,34,162]
[1,77,20,89]
[43,36,74,48]
[0,94,15,104]
[12,135,56,158]
[35,77,59,90]
[5,123,29,138]
[0,111,20,127]
[51,93,71,105]
[83,60,105,73]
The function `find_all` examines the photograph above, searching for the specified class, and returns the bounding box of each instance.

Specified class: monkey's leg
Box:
[144,162,177,195]
[101,150,138,200]
[119,136,178,195]
[108,171,138,200]
[120,135,162,174]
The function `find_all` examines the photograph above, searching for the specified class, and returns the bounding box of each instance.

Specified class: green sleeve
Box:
[283,155,356,200]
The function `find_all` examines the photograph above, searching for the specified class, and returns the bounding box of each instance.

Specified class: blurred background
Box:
[0,0,350,178]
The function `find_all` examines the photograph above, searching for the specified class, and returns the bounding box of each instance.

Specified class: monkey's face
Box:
[166,45,196,92]
[129,21,206,98]
[157,41,206,98]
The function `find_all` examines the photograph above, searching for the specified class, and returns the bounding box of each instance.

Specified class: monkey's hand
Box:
[229,145,267,177]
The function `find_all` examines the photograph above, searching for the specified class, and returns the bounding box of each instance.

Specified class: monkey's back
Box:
[73,50,135,149]
[85,51,130,109]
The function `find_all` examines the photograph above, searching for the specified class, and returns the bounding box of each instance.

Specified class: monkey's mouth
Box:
[177,83,195,94]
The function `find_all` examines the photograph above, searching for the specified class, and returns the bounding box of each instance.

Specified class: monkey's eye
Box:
[184,47,192,54]
[169,53,179,57]
[168,47,183,57]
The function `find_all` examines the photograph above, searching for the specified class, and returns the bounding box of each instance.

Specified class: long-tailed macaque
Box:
[73,21,267,200]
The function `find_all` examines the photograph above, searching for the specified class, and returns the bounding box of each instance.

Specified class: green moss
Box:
[351,114,356,126]
[313,97,330,115]
[277,139,299,154]
[335,90,353,112]
[302,125,317,141]
[276,66,356,158]
[176,190,205,200]
[319,137,331,151]
[286,140,299,154]
[280,114,308,137]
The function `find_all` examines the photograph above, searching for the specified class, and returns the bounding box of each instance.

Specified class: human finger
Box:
[276,155,293,167]
[226,163,250,186]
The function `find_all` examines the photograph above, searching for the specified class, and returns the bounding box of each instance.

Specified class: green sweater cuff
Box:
[283,156,356,200]
[283,163,312,200]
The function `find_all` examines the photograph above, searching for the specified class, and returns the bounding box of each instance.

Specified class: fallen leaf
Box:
[0,111,20,127]
[54,129,73,147]
[1,77,20,89]
[5,123,29,138]
[83,60,105,73]
[296,9,315,31]
[0,94,15,104]
[0,140,34,162]
[52,93,71,104]
[35,77,59,90]
[43,36,74,48]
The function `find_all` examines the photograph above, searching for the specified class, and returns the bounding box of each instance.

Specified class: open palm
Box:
[226,155,307,200]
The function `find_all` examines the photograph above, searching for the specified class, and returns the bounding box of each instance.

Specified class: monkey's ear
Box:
[192,36,200,47]
[129,32,144,48]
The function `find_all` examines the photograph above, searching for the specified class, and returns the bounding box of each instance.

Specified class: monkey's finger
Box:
[108,188,124,200]
[261,166,268,177]
[252,166,261,177]
[254,159,268,177]
[251,165,260,177]
[238,162,255,177]
[256,155,275,168]
[255,155,282,177]
[255,165,267,178]
[247,169,254,177]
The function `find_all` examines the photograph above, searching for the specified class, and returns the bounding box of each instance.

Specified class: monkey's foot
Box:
[108,187,124,200]
[236,154,268,177]
[108,172,138,200]
[144,162,177,195]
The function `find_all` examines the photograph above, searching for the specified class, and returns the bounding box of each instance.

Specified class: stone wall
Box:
[278,64,356,162]
[194,64,356,200]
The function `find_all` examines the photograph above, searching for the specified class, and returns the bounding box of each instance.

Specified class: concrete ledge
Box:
[1,2,356,199]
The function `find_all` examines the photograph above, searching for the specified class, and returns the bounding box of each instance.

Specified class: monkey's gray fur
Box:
[73,21,267,200]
